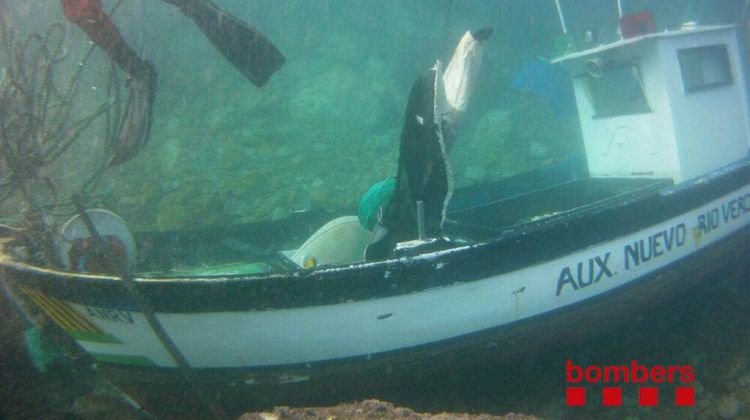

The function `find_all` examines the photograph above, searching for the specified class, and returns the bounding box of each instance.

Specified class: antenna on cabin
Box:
[616,0,624,40]
[553,0,576,56]
[682,0,706,25]
[554,0,568,34]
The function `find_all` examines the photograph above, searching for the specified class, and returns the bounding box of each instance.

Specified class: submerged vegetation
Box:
[0,1,583,234]
[99,1,580,232]
[1,1,750,419]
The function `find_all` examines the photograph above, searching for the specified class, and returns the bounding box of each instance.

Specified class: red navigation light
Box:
[620,11,656,39]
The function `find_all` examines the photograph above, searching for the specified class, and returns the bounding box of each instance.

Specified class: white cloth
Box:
[442,30,484,113]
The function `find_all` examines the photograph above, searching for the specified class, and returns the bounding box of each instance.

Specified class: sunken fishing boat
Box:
[2,0,750,417]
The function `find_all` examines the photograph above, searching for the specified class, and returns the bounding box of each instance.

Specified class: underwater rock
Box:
[694,380,705,396]
[716,394,741,419]
[275,145,293,158]
[321,33,369,68]
[117,195,139,208]
[464,166,487,182]
[271,206,288,221]
[240,127,255,139]
[687,351,704,368]
[311,141,329,153]
[529,142,550,159]
[160,136,183,173]
[451,108,512,183]
[239,399,538,420]
[160,178,182,194]
[290,154,305,166]
[366,129,399,156]
[238,169,262,191]
[723,355,748,381]
[70,392,143,420]
[255,188,294,222]
[309,181,337,211]
[0,298,45,417]
[156,186,228,231]
[473,108,512,148]
[622,394,639,409]
[206,106,231,129]
[163,117,182,136]
[24,327,69,373]
[288,66,385,130]
[736,386,750,406]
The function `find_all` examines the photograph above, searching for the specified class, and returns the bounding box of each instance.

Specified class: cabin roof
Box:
[551,24,737,65]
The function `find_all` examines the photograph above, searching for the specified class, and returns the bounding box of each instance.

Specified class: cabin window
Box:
[587,64,651,118]
[678,44,732,93]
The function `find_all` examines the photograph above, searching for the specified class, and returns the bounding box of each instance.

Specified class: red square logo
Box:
[675,387,695,407]
[639,387,659,406]
[566,387,586,406]
[602,387,622,407]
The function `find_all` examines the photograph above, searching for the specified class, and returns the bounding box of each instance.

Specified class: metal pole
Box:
[554,0,568,34]
[416,201,426,240]
[740,0,750,127]
[617,0,623,18]
[72,195,229,420]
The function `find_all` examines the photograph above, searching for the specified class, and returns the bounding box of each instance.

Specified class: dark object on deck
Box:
[367,68,451,260]
[163,0,285,87]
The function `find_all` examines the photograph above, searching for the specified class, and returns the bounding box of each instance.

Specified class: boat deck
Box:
[446,177,673,241]
[134,160,673,274]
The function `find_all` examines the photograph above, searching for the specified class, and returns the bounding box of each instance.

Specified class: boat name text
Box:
[555,191,750,296]
[624,223,686,269]
[556,222,688,296]
[86,306,134,324]
[697,192,750,234]
[555,252,613,296]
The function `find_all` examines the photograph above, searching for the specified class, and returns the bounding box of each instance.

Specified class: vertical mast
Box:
[554,0,568,34]
[618,0,624,40]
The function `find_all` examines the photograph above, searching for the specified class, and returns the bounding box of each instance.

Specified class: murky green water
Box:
[2,0,750,418]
